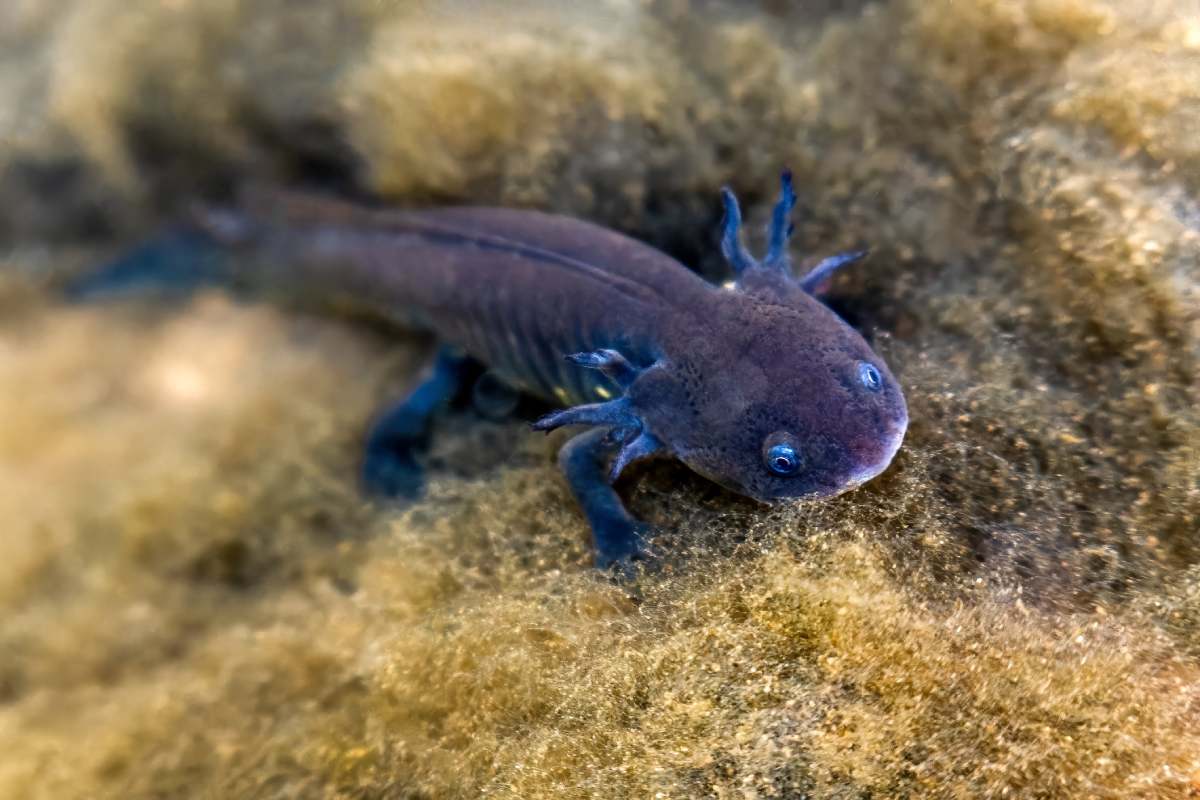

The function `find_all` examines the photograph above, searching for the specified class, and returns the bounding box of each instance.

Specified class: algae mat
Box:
[1,0,1199,797]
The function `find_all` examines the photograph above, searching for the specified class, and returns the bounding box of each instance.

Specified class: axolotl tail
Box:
[62,182,339,303]
[64,191,442,327]
[63,225,233,302]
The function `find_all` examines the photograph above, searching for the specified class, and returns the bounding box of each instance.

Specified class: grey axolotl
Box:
[69,172,908,570]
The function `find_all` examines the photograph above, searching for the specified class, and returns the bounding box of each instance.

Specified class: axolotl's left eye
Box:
[763,432,804,476]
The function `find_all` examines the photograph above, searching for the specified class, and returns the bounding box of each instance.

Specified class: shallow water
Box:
[1,1,1199,797]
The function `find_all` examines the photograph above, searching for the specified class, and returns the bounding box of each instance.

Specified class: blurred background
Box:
[1,1,1198,797]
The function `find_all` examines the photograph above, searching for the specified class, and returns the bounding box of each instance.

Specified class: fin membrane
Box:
[63,228,228,302]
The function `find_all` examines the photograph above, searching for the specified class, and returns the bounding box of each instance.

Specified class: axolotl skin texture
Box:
[71,173,908,570]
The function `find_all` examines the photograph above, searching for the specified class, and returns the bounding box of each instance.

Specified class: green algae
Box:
[2,0,1200,797]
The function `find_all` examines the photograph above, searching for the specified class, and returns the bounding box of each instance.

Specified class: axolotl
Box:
[70,173,908,570]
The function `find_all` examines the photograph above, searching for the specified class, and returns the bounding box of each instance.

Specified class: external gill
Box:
[607,429,664,481]
[721,170,869,292]
[564,349,640,388]
[763,169,797,269]
[532,350,665,480]
[531,396,640,433]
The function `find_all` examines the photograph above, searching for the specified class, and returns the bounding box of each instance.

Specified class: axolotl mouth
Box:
[843,415,908,492]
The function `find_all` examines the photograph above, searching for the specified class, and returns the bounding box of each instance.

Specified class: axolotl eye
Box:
[858,362,883,392]
[763,432,804,476]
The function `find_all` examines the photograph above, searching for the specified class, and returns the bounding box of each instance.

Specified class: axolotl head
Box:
[635,276,908,504]
[634,174,907,504]
[534,173,907,505]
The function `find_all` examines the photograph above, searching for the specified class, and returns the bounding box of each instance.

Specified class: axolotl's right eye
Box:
[763,432,804,476]
[858,362,883,392]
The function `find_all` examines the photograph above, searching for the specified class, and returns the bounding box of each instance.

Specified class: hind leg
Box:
[470,370,522,420]
[362,347,471,500]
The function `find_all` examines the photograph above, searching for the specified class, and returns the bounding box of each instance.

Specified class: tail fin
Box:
[62,227,228,302]
[61,199,265,302]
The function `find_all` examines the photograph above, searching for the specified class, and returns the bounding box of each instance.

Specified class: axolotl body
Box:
[72,173,908,569]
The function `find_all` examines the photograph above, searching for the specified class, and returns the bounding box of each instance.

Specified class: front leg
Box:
[557,428,654,571]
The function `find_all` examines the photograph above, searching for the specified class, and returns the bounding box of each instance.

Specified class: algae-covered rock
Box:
[1,1,1199,798]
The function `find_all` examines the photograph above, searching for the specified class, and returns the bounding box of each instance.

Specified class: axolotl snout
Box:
[70,172,907,570]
